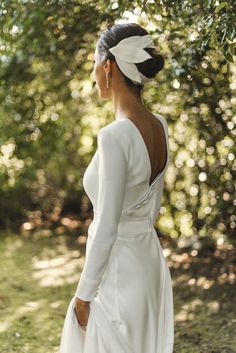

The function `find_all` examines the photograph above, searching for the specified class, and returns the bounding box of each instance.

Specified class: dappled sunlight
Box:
[169,239,236,319]
[179,297,223,320]
[170,239,236,351]
[50,300,64,309]
[195,276,215,289]
[175,298,204,322]
[187,276,214,290]
[0,229,235,353]
[0,231,87,352]
[175,298,221,322]
[20,211,90,242]
[162,247,171,258]
[32,248,84,287]
[4,237,24,255]
[0,300,43,333]
[60,217,81,230]
[206,301,220,314]
[172,273,190,287]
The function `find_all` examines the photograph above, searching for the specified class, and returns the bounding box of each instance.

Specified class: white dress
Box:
[59,113,174,353]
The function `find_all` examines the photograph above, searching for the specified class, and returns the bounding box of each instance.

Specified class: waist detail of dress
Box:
[89,210,154,240]
[117,216,153,238]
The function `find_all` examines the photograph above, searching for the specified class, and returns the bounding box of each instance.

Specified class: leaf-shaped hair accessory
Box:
[108,34,156,84]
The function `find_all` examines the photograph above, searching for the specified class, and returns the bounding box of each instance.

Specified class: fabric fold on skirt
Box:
[59,296,135,353]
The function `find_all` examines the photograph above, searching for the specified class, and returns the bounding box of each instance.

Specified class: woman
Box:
[59,22,174,353]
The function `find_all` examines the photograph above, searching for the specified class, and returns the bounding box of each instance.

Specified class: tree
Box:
[0,0,235,245]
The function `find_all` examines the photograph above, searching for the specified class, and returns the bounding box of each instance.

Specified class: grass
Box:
[0,227,235,353]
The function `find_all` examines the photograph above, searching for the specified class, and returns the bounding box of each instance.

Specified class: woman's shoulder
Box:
[100,118,131,132]
[99,118,133,142]
[98,119,132,158]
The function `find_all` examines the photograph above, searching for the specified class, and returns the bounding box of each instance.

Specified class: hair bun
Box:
[152,54,164,74]
[136,49,164,79]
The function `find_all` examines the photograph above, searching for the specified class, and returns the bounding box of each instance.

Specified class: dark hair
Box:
[96,23,164,95]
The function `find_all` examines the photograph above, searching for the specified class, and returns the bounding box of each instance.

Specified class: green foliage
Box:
[160,0,236,62]
[0,1,235,244]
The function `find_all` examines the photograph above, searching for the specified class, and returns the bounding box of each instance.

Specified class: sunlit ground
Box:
[0,224,235,353]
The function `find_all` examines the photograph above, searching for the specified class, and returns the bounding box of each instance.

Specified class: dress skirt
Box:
[59,216,174,353]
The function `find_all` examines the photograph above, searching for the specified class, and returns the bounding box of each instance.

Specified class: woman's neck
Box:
[111,85,145,121]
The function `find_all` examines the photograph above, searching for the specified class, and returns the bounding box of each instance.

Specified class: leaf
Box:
[215,2,227,13]
[229,43,236,56]
[207,17,214,27]
[210,30,218,47]
[224,51,234,63]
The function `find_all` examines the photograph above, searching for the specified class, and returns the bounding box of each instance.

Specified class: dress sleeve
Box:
[75,127,128,301]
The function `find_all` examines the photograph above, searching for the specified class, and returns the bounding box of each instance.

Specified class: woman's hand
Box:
[74,297,90,327]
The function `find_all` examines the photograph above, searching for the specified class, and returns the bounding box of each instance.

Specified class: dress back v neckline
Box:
[120,114,169,189]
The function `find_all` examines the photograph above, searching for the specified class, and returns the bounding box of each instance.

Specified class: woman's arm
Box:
[75,126,128,301]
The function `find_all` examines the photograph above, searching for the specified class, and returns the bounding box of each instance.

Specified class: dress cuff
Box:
[75,272,100,301]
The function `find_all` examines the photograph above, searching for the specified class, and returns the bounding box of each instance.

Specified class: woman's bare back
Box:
[126,112,168,185]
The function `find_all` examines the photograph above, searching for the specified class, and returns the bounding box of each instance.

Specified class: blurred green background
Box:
[0,1,235,352]
[1,0,235,244]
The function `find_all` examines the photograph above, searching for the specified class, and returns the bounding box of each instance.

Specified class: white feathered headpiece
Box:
[108,34,156,85]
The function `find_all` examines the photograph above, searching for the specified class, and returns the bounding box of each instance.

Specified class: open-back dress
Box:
[59,113,174,353]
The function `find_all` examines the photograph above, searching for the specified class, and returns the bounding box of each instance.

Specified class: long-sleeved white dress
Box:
[59,113,174,353]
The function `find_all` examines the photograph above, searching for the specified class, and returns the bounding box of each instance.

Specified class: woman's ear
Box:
[103,59,112,75]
